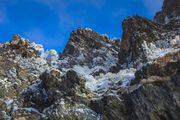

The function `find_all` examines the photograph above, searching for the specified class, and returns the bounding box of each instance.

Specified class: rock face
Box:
[59,28,120,73]
[154,0,180,31]
[118,0,180,66]
[0,0,180,120]
[118,16,163,65]
[0,36,49,119]
[127,59,180,120]
[90,56,180,120]
[3,35,44,58]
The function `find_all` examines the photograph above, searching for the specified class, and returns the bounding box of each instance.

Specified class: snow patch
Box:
[30,42,45,56]
[72,65,136,94]
[165,16,170,24]
[142,39,180,61]
[85,28,93,31]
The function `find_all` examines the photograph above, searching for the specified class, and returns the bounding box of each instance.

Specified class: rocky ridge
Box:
[154,0,180,31]
[0,0,180,120]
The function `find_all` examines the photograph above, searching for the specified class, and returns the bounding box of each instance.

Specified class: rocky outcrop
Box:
[89,58,180,120]
[118,0,180,66]
[118,16,164,65]
[18,66,99,119]
[0,35,49,119]
[154,0,180,31]
[59,28,120,73]
[95,0,180,119]
[134,50,180,84]
[39,69,89,104]
[3,35,43,58]
[126,60,180,120]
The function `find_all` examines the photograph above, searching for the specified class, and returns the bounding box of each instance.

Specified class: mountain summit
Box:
[0,0,180,120]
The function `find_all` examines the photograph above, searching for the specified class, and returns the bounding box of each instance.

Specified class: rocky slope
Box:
[0,0,180,120]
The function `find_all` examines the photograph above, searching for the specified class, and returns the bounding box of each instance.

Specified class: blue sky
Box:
[0,0,163,52]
